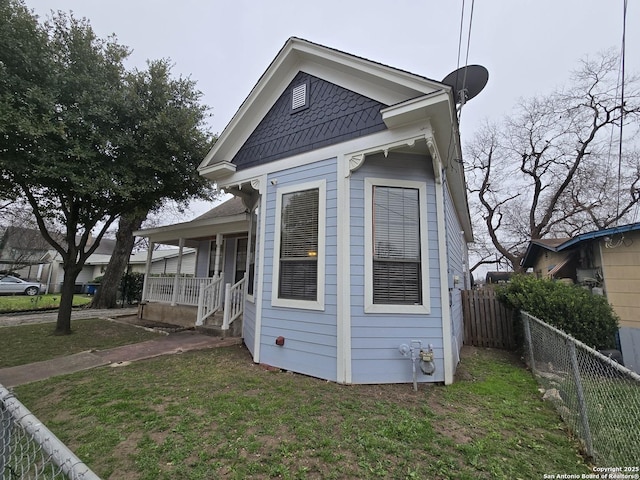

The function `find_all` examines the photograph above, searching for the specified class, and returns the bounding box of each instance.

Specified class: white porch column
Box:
[171,238,185,306]
[142,242,154,301]
[214,233,223,277]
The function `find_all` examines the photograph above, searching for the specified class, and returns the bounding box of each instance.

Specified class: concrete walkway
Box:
[0,308,242,388]
[0,307,139,327]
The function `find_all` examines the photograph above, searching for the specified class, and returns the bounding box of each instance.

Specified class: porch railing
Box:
[196,276,224,326]
[145,274,246,330]
[145,276,213,306]
[223,274,246,330]
[145,276,174,303]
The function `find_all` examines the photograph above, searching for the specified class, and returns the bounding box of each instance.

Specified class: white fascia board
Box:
[199,41,301,171]
[381,91,450,129]
[198,161,236,181]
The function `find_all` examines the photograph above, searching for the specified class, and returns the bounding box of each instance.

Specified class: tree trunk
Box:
[55,264,82,335]
[91,210,148,309]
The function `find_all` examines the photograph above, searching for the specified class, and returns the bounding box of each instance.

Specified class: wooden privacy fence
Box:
[462,288,516,350]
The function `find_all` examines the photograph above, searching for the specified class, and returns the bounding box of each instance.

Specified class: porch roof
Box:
[134,198,250,247]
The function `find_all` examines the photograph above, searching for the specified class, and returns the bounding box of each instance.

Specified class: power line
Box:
[448,0,476,168]
[615,0,627,224]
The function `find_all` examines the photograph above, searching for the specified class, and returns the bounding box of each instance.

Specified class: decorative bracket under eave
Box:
[426,136,443,184]
[349,154,366,174]
[346,135,426,178]
[225,178,262,211]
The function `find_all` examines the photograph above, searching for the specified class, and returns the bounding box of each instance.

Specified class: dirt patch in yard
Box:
[110,314,192,333]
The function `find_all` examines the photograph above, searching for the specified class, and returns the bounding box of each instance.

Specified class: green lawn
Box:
[0,294,92,313]
[0,319,162,368]
[13,345,591,479]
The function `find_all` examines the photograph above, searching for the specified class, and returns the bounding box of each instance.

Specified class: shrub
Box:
[497,275,619,349]
[120,272,144,304]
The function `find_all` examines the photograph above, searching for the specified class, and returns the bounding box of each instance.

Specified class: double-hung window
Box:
[272,179,325,310]
[365,178,430,313]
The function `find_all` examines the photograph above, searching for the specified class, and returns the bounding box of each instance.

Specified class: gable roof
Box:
[0,226,52,252]
[194,196,247,221]
[521,222,640,268]
[197,37,472,241]
[199,37,450,176]
[134,197,250,247]
[0,226,116,257]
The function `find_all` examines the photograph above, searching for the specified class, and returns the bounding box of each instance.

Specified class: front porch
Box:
[134,197,253,337]
[139,274,246,335]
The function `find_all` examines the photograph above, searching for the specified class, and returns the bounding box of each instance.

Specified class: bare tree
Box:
[466,52,640,272]
[0,204,55,275]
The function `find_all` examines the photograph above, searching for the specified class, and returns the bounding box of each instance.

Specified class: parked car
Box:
[0,275,44,296]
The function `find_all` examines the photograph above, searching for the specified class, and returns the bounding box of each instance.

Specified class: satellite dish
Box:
[441,65,489,105]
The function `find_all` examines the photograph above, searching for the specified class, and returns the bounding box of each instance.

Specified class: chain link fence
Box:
[521,311,640,467]
[1,385,100,480]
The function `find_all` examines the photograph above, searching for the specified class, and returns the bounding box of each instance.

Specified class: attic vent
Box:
[291,82,308,111]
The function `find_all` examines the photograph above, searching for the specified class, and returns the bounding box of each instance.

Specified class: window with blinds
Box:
[372,186,422,304]
[278,188,319,301]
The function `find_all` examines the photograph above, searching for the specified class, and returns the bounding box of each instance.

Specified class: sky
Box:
[25,0,639,221]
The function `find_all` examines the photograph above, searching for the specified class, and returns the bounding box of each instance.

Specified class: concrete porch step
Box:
[196,311,242,338]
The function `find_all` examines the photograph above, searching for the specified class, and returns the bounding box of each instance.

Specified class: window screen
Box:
[278,188,319,300]
[372,186,422,304]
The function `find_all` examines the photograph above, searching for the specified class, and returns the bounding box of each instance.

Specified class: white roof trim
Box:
[198,37,445,178]
[199,161,236,179]
[381,91,449,129]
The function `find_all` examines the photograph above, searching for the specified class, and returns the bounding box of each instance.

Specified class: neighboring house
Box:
[0,226,116,292]
[0,226,53,278]
[135,38,474,385]
[0,226,190,293]
[485,271,513,284]
[521,222,640,373]
[83,248,197,281]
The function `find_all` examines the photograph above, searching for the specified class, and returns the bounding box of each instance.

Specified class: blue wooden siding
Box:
[444,180,466,366]
[222,238,235,285]
[349,152,445,383]
[259,158,338,381]
[195,240,209,277]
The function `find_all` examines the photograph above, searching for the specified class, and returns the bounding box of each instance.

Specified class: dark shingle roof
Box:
[194,197,247,221]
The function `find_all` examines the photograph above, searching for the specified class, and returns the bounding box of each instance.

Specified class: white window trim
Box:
[271,179,326,311]
[364,177,430,314]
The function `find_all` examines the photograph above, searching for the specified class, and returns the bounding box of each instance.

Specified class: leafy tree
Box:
[90,60,215,309]
[0,2,212,333]
[497,275,619,350]
[466,52,640,273]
